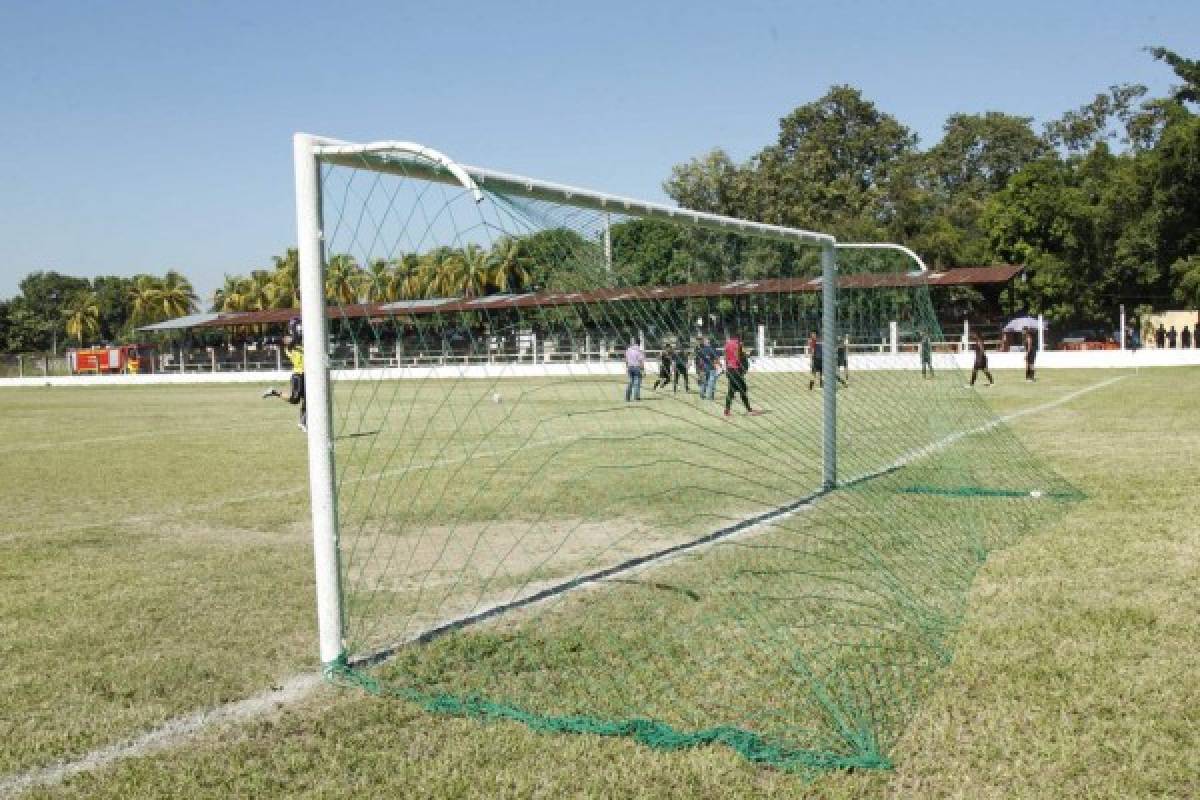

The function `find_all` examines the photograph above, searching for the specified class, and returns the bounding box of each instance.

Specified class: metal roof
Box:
[187,265,1022,330]
[136,312,226,331]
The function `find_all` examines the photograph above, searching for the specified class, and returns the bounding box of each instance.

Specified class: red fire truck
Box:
[68,344,156,374]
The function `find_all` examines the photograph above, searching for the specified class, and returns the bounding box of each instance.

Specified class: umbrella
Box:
[1003,315,1041,332]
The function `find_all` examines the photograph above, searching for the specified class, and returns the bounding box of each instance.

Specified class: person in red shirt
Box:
[722,333,760,417]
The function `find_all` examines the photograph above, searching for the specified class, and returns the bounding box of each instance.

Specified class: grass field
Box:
[1,368,1198,798]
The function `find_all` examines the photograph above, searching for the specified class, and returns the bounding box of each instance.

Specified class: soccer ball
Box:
[1029,490,1044,499]
[492,392,503,404]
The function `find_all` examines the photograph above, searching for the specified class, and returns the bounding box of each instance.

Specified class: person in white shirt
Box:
[624,340,645,402]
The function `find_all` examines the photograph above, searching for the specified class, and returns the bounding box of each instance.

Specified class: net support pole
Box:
[294,133,345,668]
[821,240,838,490]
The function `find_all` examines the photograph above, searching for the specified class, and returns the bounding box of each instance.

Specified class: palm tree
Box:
[270,249,301,308]
[399,253,427,299]
[63,291,101,345]
[421,247,469,298]
[213,274,247,312]
[460,244,492,298]
[325,254,361,305]
[361,258,395,303]
[159,270,198,318]
[489,236,532,293]
[128,274,162,327]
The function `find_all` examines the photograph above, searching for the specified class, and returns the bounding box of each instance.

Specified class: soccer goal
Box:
[291,133,1078,774]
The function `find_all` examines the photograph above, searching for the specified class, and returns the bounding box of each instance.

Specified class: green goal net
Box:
[295,138,1079,776]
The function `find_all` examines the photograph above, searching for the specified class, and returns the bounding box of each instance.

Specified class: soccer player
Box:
[808,331,847,389]
[807,331,822,390]
[697,336,719,400]
[722,332,759,417]
[837,335,850,386]
[262,335,307,431]
[920,332,934,378]
[624,339,644,402]
[968,332,993,388]
[652,344,674,391]
[1023,327,1038,382]
[672,344,690,393]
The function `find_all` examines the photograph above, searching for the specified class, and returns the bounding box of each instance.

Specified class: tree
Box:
[1147,47,1200,106]
[1171,255,1200,309]
[752,85,917,233]
[128,274,162,327]
[91,275,134,342]
[63,291,100,345]
[325,254,361,305]
[663,149,748,216]
[159,270,197,319]
[488,237,532,293]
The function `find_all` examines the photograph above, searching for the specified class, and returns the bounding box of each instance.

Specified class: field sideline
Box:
[1,369,1197,798]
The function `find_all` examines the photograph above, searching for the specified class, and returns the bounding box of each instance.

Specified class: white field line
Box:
[0,376,1123,797]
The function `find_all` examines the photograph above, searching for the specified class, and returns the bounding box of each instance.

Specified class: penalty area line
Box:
[0,375,1124,796]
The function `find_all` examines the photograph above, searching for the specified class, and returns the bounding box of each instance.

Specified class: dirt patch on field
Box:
[340,515,700,640]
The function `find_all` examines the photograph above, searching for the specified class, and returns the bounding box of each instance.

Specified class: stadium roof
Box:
[179,265,1022,330]
[136,312,227,331]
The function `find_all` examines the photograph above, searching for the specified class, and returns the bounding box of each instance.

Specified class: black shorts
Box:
[288,373,306,404]
[810,358,823,374]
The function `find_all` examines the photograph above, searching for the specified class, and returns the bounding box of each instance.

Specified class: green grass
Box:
[2,369,1198,798]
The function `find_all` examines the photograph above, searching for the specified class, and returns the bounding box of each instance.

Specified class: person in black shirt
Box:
[1182,326,1193,350]
[672,344,690,393]
[1167,326,1178,349]
[1156,324,1166,349]
[969,333,993,387]
[652,345,674,390]
[1024,328,1038,382]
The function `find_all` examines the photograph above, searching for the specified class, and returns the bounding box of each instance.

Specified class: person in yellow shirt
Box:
[261,335,307,432]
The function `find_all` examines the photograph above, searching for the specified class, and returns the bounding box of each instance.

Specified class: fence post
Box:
[43,356,49,377]
[17,354,23,377]
[889,320,899,355]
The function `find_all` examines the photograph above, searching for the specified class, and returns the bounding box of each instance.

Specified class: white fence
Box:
[2,347,1198,388]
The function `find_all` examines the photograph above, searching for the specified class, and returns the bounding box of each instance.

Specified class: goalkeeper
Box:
[261,335,307,432]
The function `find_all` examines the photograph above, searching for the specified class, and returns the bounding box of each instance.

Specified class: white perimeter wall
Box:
[2,348,1198,388]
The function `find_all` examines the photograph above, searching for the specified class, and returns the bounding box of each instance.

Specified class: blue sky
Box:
[2,0,1197,303]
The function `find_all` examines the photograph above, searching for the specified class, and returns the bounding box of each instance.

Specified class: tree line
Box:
[2,47,1196,353]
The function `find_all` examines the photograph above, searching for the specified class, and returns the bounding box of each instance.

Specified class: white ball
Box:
[492,392,502,404]
[1030,490,1044,498]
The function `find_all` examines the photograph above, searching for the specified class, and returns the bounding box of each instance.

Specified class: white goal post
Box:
[291,132,928,670]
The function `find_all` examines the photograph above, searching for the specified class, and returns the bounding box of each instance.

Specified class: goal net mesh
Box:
[308,147,1079,774]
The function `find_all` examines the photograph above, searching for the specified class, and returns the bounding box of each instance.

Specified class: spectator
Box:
[1167,326,1178,349]
[624,339,644,402]
[1156,324,1166,349]
[1182,326,1193,350]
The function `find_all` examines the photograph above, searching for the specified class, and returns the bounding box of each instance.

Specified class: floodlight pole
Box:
[821,240,838,491]
[294,133,345,668]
